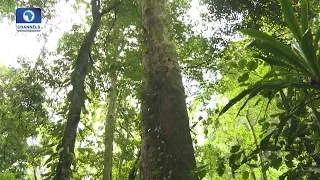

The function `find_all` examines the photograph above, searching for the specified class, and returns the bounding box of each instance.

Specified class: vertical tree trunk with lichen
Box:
[103,76,118,180]
[103,20,122,180]
[54,1,120,179]
[140,0,197,179]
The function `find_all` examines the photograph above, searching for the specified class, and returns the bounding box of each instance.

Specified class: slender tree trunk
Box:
[140,0,197,179]
[102,20,123,180]
[55,1,120,179]
[33,167,38,180]
[246,108,267,180]
[103,76,118,180]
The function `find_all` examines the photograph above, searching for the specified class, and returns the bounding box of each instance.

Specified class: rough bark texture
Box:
[55,1,120,179]
[140,0,197,179]
[103,76,118,180]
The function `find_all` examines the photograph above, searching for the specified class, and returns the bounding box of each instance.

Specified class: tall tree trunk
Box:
[103,20,123,180]
[33,167,38,180]
[140,0,197,179]
[103,76,118,180]
[55,1,120,179]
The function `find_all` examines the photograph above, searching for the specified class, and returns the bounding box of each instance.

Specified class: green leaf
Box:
[279,0,302,41]
[238,73,249,82]
[301,29,320,77]
[262,164,270,173]
[238,59,247,68]
[229,154,238,165]
[257,55,296,70]
[314,29,320,53]
[285,160,294,168]
[242,171,250,179]
[262,122,270,131]
[230,145,241,153]
[247,61,258,71]
[219,88,252,116]
[241,149,260,165]
[271,157,282,170]
[198,169,207,179]
[285,153,293,161]
[219,80,316,117]
[301,0,309,33]
[241,29,311,76]
[193,165,208,179]
[260,132,273,150]
[265,144,282,151]
[291,40,307,61]
[217,162,225,176]
[44,153,55,165]
[241,29,291,51]
[280,90,290,113]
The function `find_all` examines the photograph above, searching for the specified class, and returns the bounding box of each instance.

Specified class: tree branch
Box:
[100,0,121,17]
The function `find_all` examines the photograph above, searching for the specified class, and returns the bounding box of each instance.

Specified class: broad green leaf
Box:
[241,29,291,51]
[247,61,258,71]
[262,122,270,131]
[44,154,54,165]
[301,29,320,78]
[242,171,250,179]
[193,165,208,179]
[260,132,273,150]
[262,164,270,173]
[239,82,314,116]
[219,88,252,116]
[271,157,282,170]
[238,59,247,68]
[301,0,309,33]
[238,73,249,82]
[220,81,317,116]
[197,169,207,179]
[261,43,311,76]
[217,162,225,176]
[241,149,260,165]
[230,145,241,153]
[257,55,296,71]
[229,154,238,166]
[279,0,302,41]
[285,160,294,168]
[291,40,307,61]
[241,29,311,76]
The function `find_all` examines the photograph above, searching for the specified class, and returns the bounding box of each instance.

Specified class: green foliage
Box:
[0,63,48,178]
[6,0,320,179]
[0,172,15,180]
[216,0,320,179]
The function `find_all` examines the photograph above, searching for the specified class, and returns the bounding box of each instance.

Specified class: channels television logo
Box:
[16,8,42,32]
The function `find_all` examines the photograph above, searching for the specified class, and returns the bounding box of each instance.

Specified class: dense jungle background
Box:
[1,0,320,179]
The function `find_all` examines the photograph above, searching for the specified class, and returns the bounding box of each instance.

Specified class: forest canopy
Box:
[1,0,320,179]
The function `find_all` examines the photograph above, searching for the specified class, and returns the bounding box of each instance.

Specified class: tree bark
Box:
[33,167,38,180]
[140,0,197,179]
[55,1,120,179]
[103,76,118,180]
